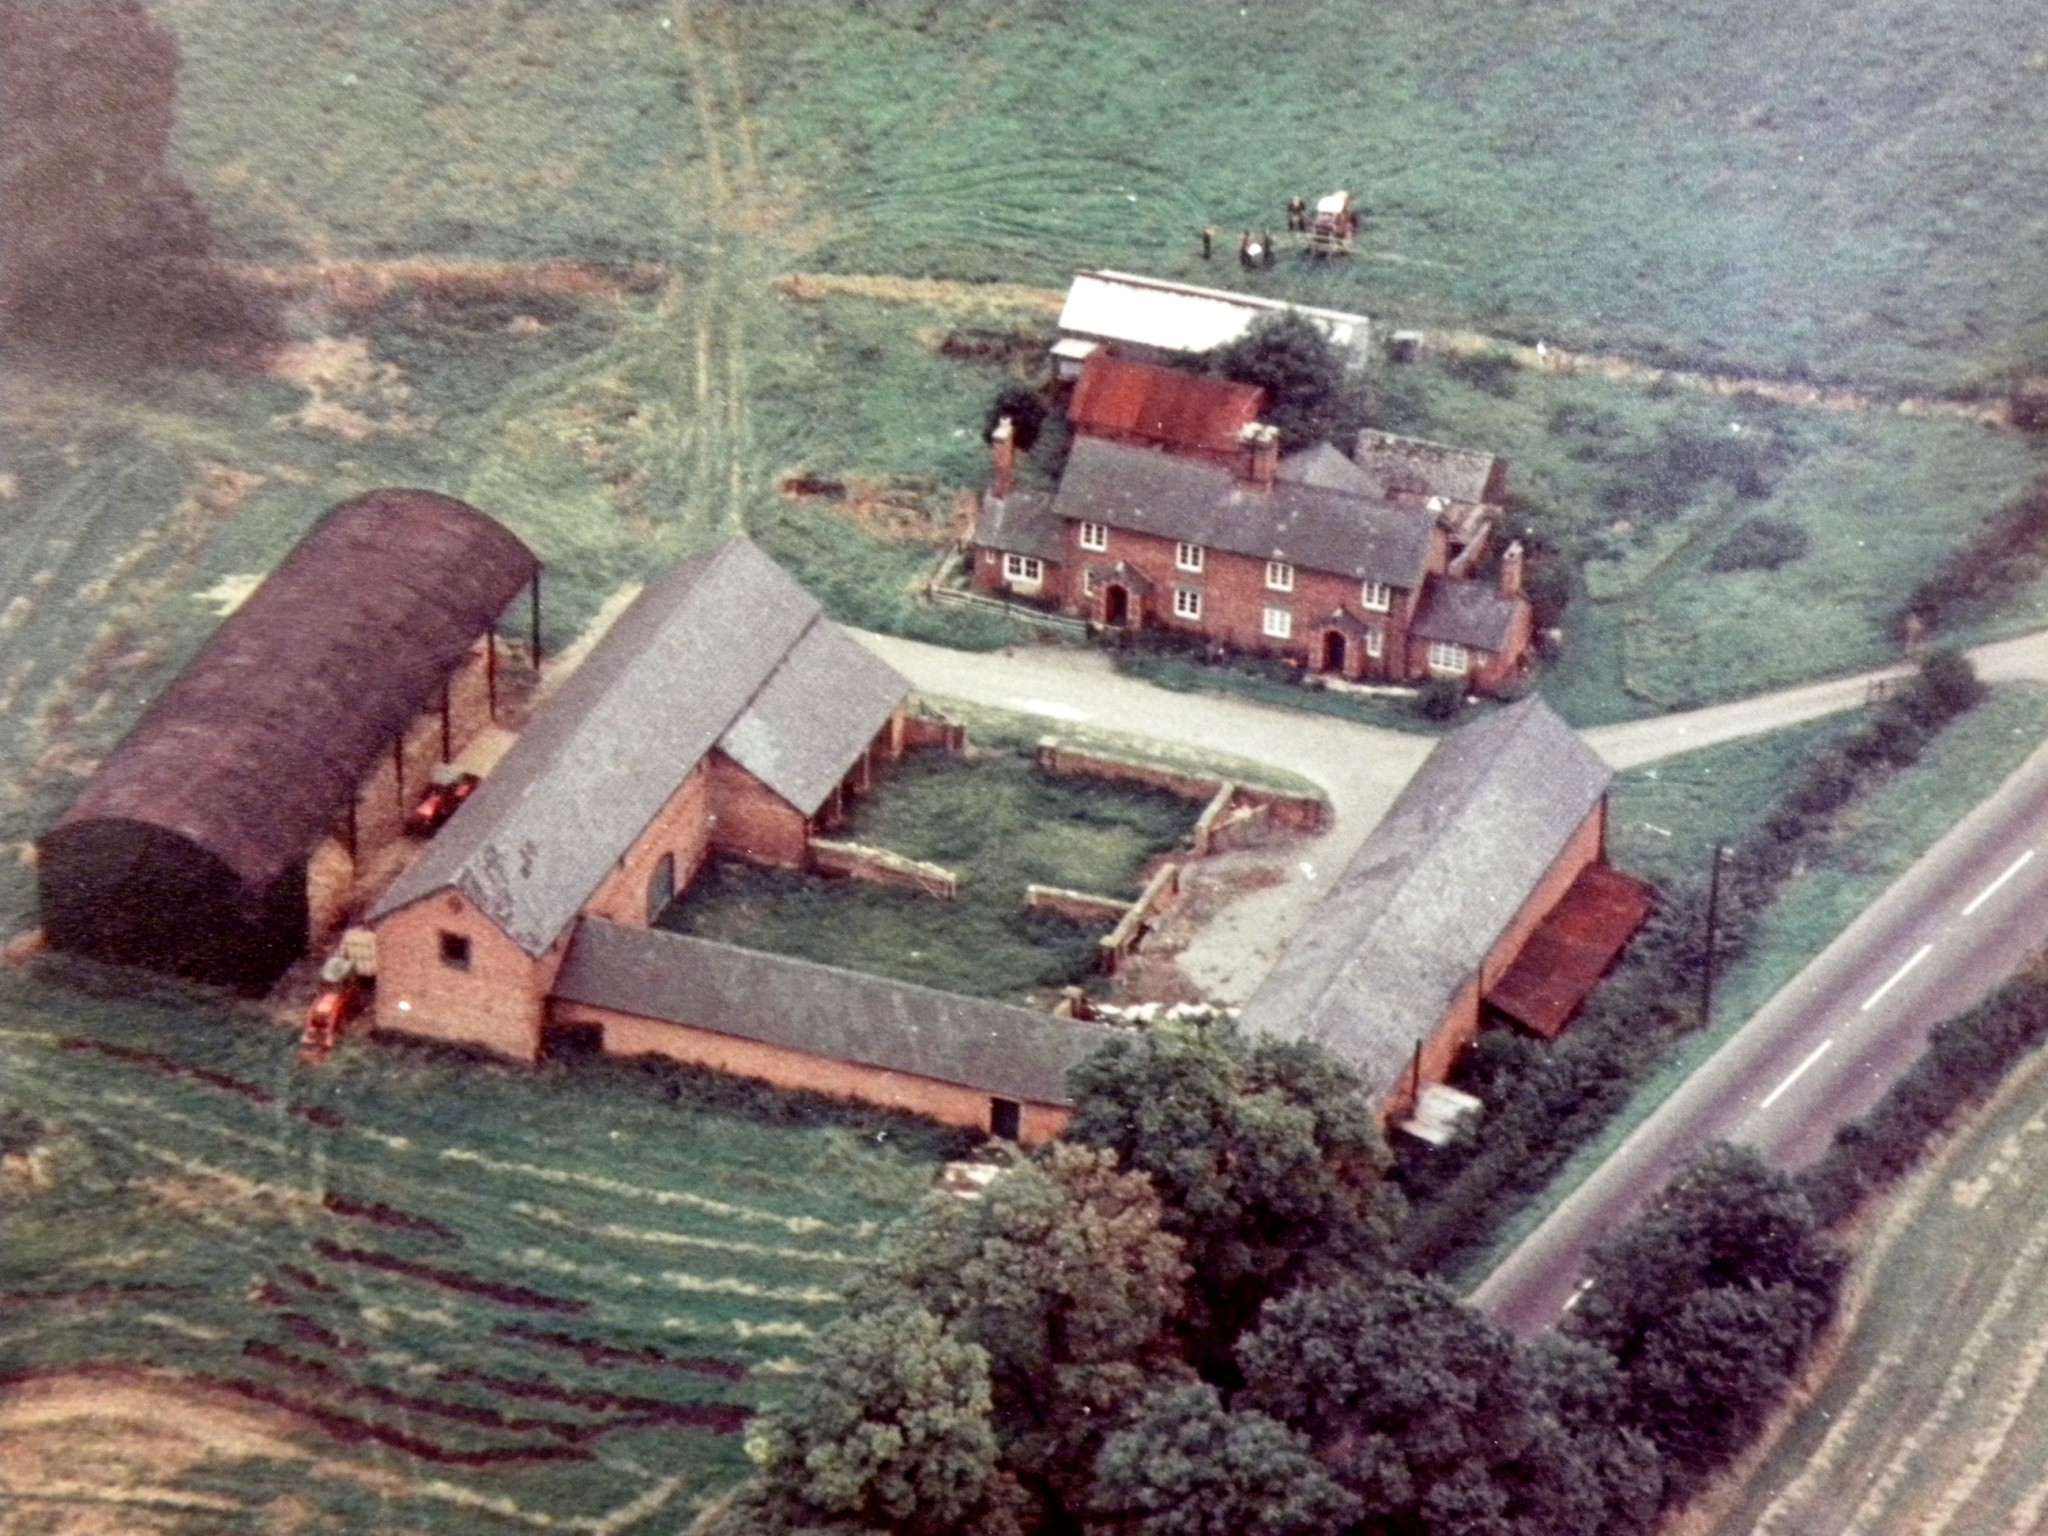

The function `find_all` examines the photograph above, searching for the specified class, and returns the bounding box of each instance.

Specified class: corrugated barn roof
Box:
[49,488,538,894]
[1058,270,1371,357]
[1068,352,1268,460]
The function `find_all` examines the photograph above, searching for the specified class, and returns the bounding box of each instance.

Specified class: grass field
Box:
[164,0,2048,395]
[1696,1038,2048,1536]
[660,748,1199,1001]
[0,962,959,1533]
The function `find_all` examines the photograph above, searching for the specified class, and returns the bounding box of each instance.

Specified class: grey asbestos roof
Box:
[720,620,909,817]
[1353,430,1507,506]
[556,919,1113,1106]
[1240,698,1611,1099]
[973,489,1064,562]
[1278,442,1380,497]
[1051,437,1434,589]
[1410,574,1522,654]
[373,539,907,955]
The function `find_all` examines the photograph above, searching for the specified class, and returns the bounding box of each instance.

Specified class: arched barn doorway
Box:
[1103,584,1130,628]
[1321,630,1348,675]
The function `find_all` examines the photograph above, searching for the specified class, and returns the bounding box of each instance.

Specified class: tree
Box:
[0,0,279,368]
[1064,1022,1398,1380]
[1565,1143,1843,1493]
[740,1304,1016,1536]
[1088,1383,1359,1536]
[984,384,1049,453]
[1206,311,1363,449]
[853,1144,1191,1527]
[1237,1275,1660,1536]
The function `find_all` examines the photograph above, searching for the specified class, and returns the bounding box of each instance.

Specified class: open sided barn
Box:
[38,489,539,991]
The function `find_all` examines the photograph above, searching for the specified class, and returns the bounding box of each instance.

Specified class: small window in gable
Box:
[439,931,472,971]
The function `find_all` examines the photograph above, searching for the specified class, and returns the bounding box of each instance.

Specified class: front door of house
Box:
[1103,584,1129,628]
[1321,630,1347,674]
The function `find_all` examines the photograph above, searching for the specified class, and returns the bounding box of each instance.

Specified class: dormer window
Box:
[1175,542,1205,574]
[1265,560,1294,592]
[1361,580,1392,612]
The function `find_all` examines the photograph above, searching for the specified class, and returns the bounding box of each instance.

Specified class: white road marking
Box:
[1862,944,1933,1012]
[1963,848,2035,917]
[1761,1038,1835,1110]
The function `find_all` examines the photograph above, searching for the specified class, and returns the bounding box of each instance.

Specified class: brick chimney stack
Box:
[1240,423,1280,487]
[990,416,1016,499]
[1500,539,1525,600]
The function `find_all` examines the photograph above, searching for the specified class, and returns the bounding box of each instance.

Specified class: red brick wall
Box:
[971,545,1068,606]
[555,1000,1073,1145]
[371,888,563,1061]
[705,754,810,868]
[583,764,713,926]
[1063,521,1444,683]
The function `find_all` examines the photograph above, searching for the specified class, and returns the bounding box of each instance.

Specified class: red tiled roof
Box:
[1068,353,1267,460]
[1485,864,1655,1039]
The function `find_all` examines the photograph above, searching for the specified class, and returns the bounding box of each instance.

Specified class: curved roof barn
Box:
[40,488,538,989]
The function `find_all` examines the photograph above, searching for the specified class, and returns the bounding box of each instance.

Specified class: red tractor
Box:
[301,956,370,1064]
[404,765,481,838]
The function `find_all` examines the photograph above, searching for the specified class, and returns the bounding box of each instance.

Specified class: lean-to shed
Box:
[39,489,538,990]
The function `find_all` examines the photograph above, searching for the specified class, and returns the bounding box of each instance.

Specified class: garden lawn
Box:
[658,748,1200,1001]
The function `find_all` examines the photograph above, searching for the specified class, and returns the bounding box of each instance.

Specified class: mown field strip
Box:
[1715,1049,2048,1536]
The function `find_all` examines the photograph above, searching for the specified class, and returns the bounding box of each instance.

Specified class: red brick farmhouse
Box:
[972,352,1535,695]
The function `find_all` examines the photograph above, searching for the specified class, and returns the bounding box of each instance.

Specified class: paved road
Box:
[1472,730,2048,1335]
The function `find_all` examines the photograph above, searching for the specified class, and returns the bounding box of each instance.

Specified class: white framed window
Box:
[1265,560,1295,592]
[1361,580,1392,612]
[1002,553,1043,584]
[1428,641,1470,675]
[1082,568,1100,597]
[1262,606,1293,640]
[1175,542,1206,574]
[1364,626,1385,659]
[1078,521,1109,552]
[1173,586,1203,621]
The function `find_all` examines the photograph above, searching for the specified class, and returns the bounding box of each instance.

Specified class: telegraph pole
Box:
[1701,844,1727,1028]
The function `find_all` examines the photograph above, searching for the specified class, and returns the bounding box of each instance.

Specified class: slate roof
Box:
[973,490,1064,562]
[372,539,909,956]
[1353,430,1508,506]
[1067,352,1267,459]
[1240,698,1612,1099]
[1410,574,1525,654]
[556,919,1113,1106]
[50,488,537,893]
[1051,437,1435,589]
[1277,442,1380,497]
[1059,270,1371,357]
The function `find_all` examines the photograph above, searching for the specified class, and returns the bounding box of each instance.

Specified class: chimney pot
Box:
[991,416,1016,499]
[1500,539,1525,600]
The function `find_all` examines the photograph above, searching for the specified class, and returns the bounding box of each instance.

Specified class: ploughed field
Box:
[0,967,955,1532]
